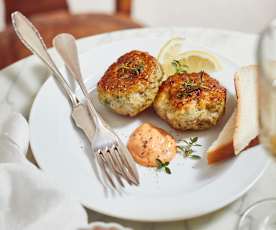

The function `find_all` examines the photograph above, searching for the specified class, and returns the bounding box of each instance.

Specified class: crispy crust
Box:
[156,72,226,110]
[97,50,160,96]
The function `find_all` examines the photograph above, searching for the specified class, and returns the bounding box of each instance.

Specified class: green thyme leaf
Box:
[172,60,188,74]
[177,72,211,99]
[165,167,172,174]
[177,137,201,160]
[156,158,172,174]
[177,146,184,150]
[119,62,144,76]
[189,155,201,160]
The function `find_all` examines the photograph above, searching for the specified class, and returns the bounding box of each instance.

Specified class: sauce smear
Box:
[127,123,176,167]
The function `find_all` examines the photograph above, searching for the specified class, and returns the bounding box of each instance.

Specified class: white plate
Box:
[29,31,269,222]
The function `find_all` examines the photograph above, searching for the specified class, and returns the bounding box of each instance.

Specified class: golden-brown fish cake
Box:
[97,50,163,116]
[153,71,226,130]
[127,123,177,167]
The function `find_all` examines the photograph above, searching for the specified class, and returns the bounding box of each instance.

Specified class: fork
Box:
[53,33,140,189]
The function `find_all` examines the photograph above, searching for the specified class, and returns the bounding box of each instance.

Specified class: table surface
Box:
[1,27,275,230]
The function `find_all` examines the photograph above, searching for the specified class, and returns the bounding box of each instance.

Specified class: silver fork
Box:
[53,33,140,189]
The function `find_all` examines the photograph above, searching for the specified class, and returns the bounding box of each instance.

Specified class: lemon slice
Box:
[157,37,185,78]
[162,50,222,76]
[174,50,222,73]
[157,37,185,64]
[158,38,222,77]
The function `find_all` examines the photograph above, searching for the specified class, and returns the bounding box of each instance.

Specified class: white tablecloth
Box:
[1,27,276,230]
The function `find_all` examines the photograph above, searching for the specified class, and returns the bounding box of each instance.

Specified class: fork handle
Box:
[53,33,106,127]
[11,11,79,107]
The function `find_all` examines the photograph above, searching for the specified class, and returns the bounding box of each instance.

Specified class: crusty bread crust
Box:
[208,141,235,164]
[208,137,259,164]
[233,65,259,155]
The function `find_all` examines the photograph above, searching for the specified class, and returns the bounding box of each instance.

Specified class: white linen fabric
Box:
[0,105,129,230]
[0,107,88,230]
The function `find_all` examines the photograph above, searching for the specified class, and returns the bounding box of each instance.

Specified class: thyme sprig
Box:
[119,63,144,76]
[172,60,189,74]
[177,72,210,98]
[177,137,202,160]
[156,159,171,174]
[176,79,201,98]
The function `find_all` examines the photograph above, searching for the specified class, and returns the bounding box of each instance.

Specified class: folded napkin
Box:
[0,106,88,230]
[0,105,130,230]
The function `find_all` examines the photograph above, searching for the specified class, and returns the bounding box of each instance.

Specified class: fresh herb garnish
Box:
[198,71,210,90]
[177,137,202,160]
[119,63,144,76]
[183,79,201,91]
[176,80,201,98]
[156,159,171,174]
[177,72,210,98]
[172,60,188,74]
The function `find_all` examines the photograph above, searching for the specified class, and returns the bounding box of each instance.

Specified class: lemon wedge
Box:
[162,50,222,76]
[157,37,184,64]
[157,37,184,78]
[173,50,222,73]
[158,38,222,77]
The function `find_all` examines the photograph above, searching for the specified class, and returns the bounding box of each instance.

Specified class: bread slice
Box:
[207,65,260,164]
[234,65,259,155]
[207,110,236,164]
[207,109,259,164]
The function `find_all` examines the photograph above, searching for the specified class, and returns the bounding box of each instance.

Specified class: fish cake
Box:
[153,71,226,130]
[97,50,163,116]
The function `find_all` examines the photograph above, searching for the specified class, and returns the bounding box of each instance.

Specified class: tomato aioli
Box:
[127,123,177,167]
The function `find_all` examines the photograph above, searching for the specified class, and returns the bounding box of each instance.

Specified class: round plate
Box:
[29,31,269,221]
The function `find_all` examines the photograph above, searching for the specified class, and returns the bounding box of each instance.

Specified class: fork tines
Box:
[95,144,139,190]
